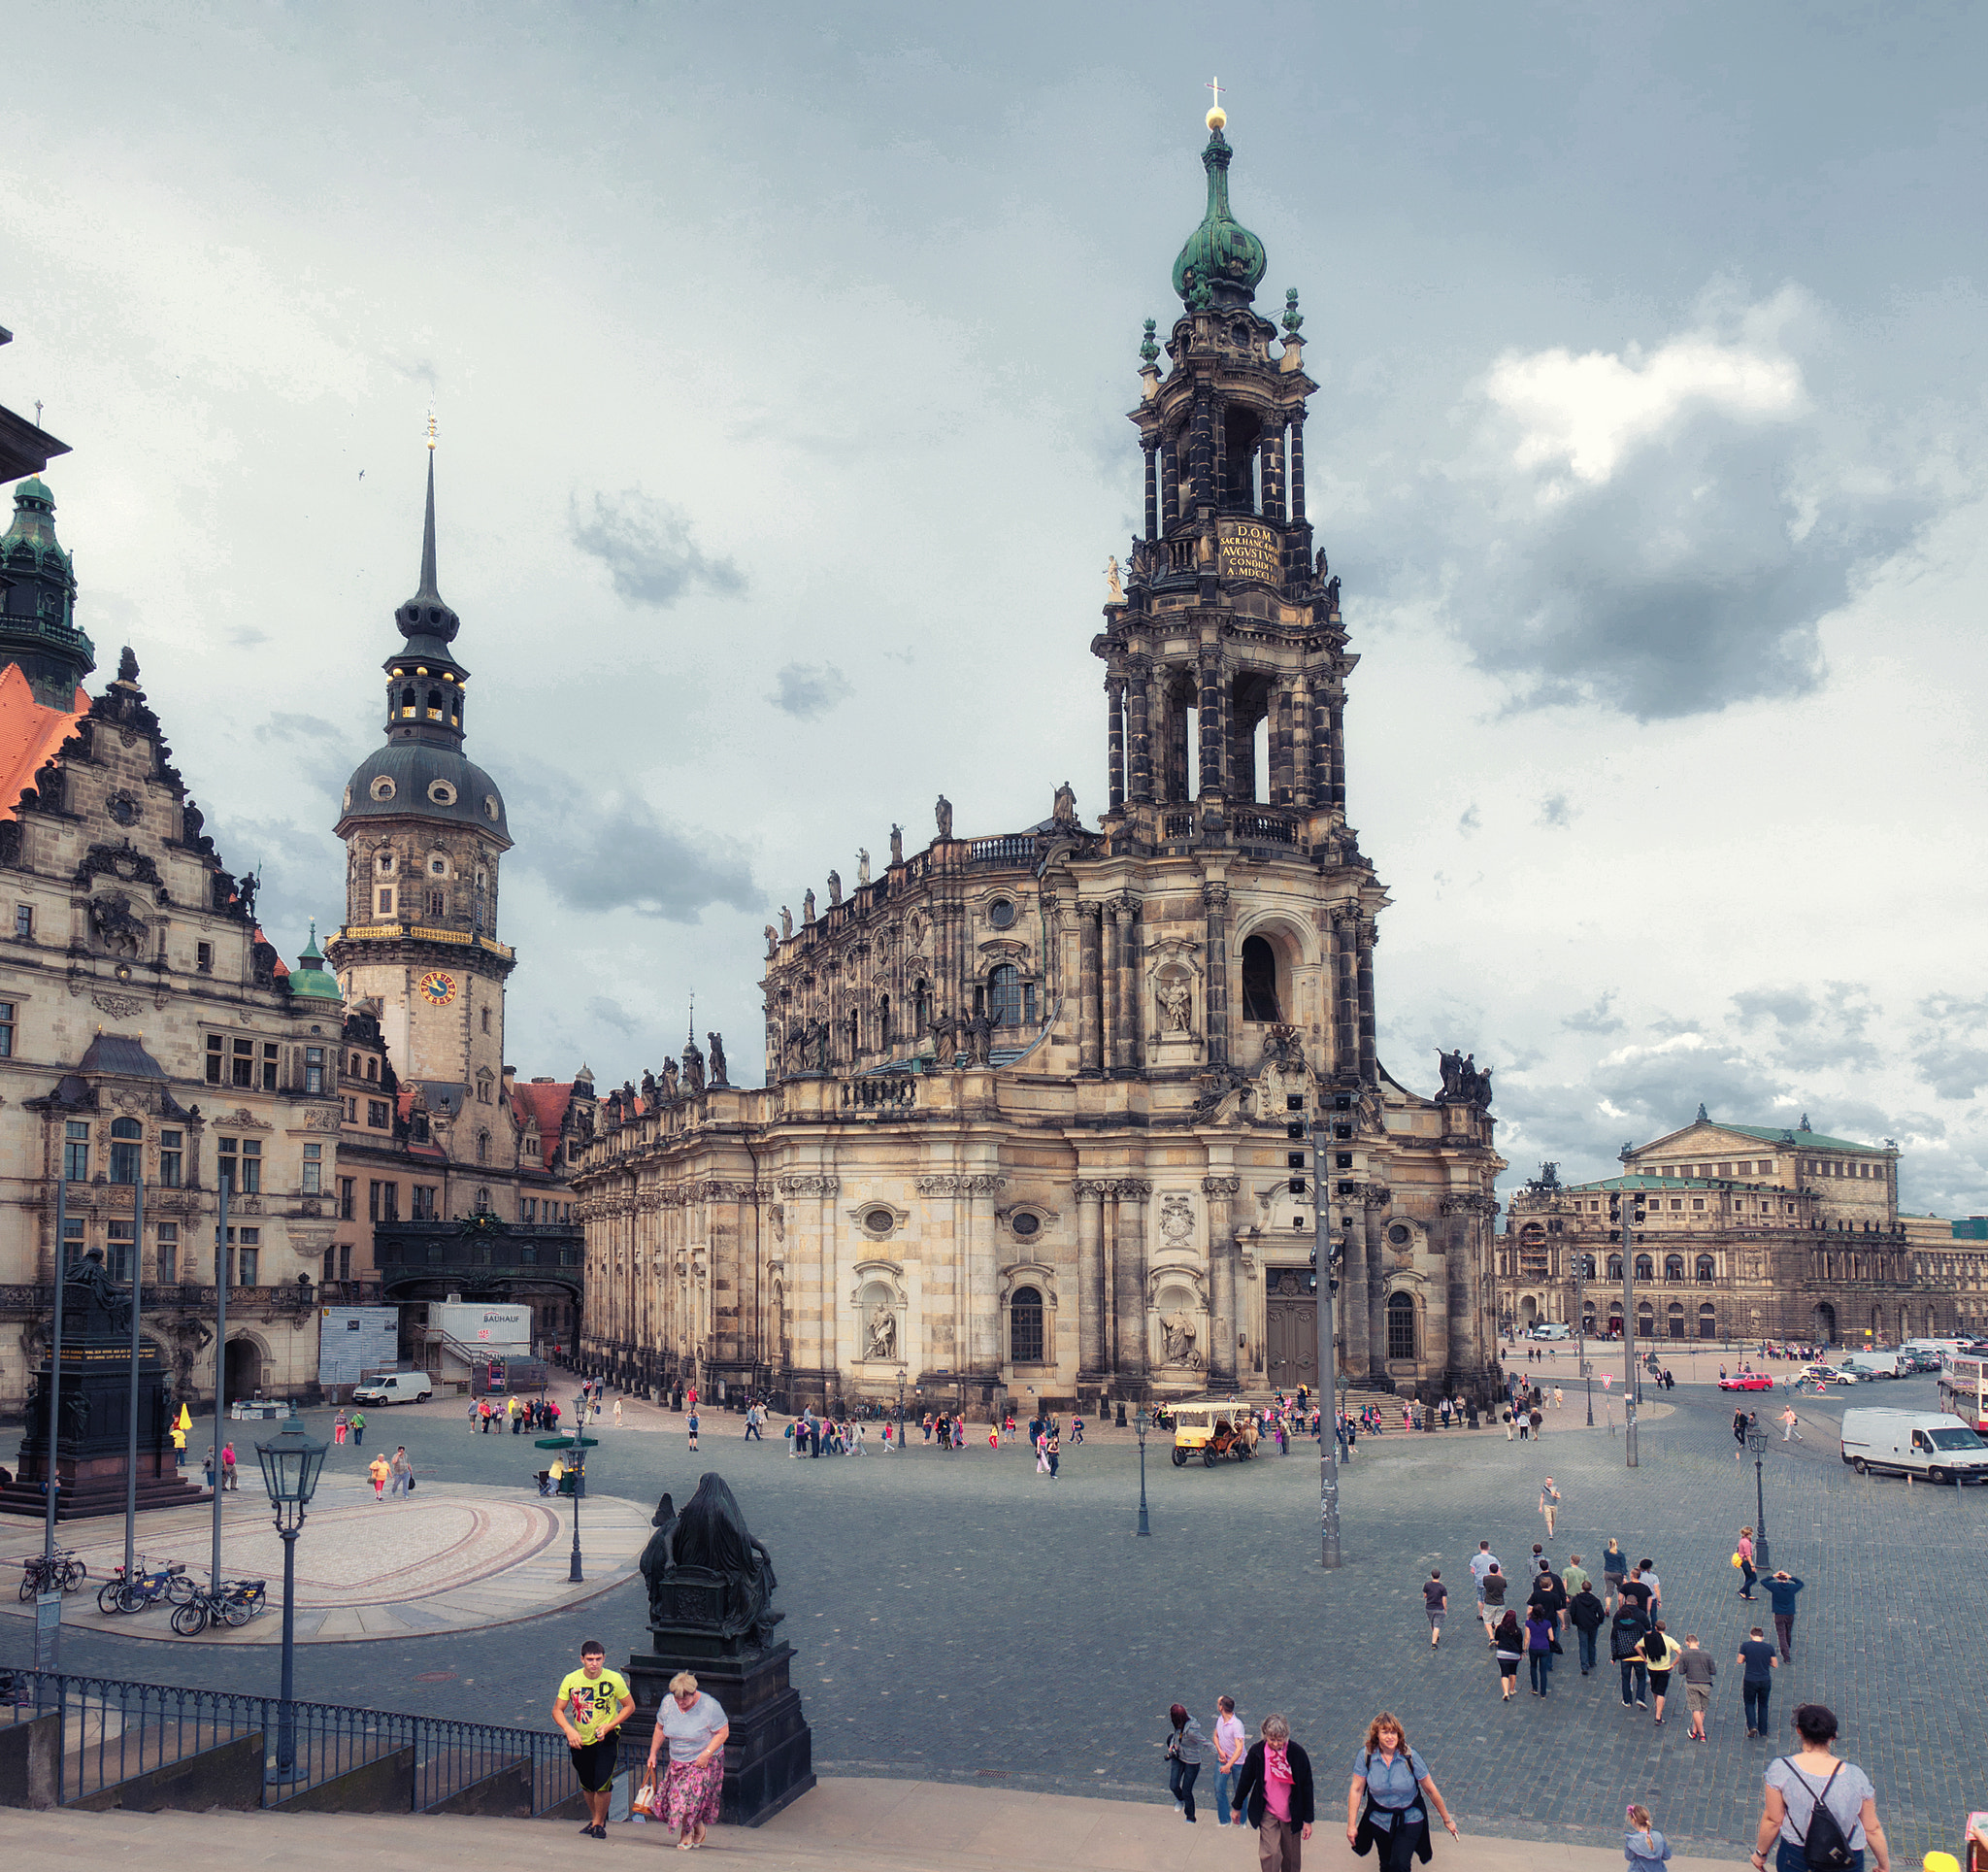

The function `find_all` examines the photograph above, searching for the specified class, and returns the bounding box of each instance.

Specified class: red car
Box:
[1719,1372,1775,1391]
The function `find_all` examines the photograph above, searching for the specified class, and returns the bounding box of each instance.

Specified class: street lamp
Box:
[253,1422,329,1784]
[1134,1406,1151,1537]
[894,1367,907,1453]
[1747,1426,1772,1571]
[535,1432,599,1582]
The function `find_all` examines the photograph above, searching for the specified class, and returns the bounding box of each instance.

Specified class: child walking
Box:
[1624,1804,1671,1872]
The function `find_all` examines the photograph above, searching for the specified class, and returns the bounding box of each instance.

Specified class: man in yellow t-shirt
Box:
[553,1640,634,1836]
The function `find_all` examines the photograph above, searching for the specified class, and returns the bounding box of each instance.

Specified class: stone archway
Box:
[225,1336,264,1400]
[1810,1301,1838,1346]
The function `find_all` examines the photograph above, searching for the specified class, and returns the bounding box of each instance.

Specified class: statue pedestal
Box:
[626,1631,813,1827]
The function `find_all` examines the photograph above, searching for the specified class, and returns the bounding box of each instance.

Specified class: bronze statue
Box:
[646,1472,780,1648]
[65,1247,131,1338]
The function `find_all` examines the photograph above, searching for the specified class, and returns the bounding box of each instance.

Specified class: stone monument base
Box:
[625,1637,813,1828]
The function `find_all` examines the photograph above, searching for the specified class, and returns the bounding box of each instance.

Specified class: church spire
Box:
[417,411,442,602]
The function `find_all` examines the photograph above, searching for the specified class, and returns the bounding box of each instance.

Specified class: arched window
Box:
[1636,1301,1656,1335]
[1010,1286,1044,1363]
[1696,1255,1716,1284]
[1386,1292,1416,1360]
[1634,1254,1654,1282]
[109,1116,142,1184]
[399,685,415,714]
[1667,1300,1686,1339]
[913,979,930,1032]
[1578,1254,1597,1280]
[988,964,1023,1028]
[878,993,890,1044]
[1607,1254,1623,1281]
[476,1130,489,1163]
[426,687,444,719]
[1241,935,1281,1022]
[1664,1254,1685,1283]
[1699,1302,1717,1339]
[475,1186,491,1213]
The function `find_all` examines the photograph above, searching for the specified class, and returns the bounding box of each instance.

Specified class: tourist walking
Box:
[1346,1712,1459,1871]
[349,1409,367,1448]
[1625,1802,1673,1872]
[1524,1607,1556,1697]
[613,1397,624,1429]
[1739,1625,1778,1737]
[1751,1703,1890,1872]
[1233,1713,1314,1870]
[389,1445,413,1499]
[1562,1553,1590,1600]
[1479,1562,1508,1634]
[1469,1542,1498,1621]
[1046,1430,1060,1479]
[366,1452,387,1500]
[1491,1611,1524,1700]
[686,1408,700,1454]
[333,1410,348,1446]
[644,1669,728,1850]
[1677,1634,1716,1741]
[220,1441,238,1490]
[554,1639,633,1841]
[1612,1601,1651,1708]
[1738,1526,1758,1599]
[1211,1695,1245,1826]
[1568,1578,1606,1675]
[469,1398,480,1433]
[1540,1477,1561,1538]
[1602,1538,1627,1612]
[1643,1621,1679,1725]
[1779,1403,1801,1442]
[1735,1406,1752,1460]
[1764,1571,1805,1661]
[1165,1703,1209,1822]
[1422,1571,1447,1649]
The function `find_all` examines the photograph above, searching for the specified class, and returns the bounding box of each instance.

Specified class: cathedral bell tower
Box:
[327,430,516,1145]
[1099,96,1350,842]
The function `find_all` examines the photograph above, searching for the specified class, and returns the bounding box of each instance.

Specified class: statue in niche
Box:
[856,849,870,886]
[1163,978,1193,1033]
[827,870,842,907]
[1105,556,1124,602]
[811,1019,830,1073]
[865,1303,896,1361]
[1052,780,1077,824]
[681,1035,706,1094]
[764,924,779,958]
[889,823,903,864]
[89,891,146,958]
[1161,1310,1201,1366]
[779,905,793,939]
[934,795,953,841]
[802,889,815,923]
[707,1032,728,1086]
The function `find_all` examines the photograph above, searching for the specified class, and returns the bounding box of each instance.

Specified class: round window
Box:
[1388,1222,1411,1246]
[483,796,500,820]
[428,780,457,806]
[370,776,395,802]
[1011,1213,1040,1239]
[864,1208,895,1234]
[987,898,1016,929]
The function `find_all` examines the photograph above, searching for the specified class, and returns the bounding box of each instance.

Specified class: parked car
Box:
[1803,1364,1859,1386]
[351,1371,434,1406]
[1719,1372,1775,1391]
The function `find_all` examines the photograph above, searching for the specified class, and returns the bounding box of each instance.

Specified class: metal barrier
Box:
[0,1668,582,1813]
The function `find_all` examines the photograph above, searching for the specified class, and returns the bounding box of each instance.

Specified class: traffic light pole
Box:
[1311,1114,1342,1569]
[1619,1145,1638,1469]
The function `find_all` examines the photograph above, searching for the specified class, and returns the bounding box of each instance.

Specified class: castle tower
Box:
[326,436,516,1152]
[0,476,94,706]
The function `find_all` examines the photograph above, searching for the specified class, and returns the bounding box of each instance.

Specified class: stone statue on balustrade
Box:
[802,890,815,924]
[935,795,953,841]
[827,870,842,907]
[856,849,870,886]
[681,1034,707,1094]
[707,1032,728,1086]
[889,824,903,864]
[661,1057,680,1101]
[779,905,793,939]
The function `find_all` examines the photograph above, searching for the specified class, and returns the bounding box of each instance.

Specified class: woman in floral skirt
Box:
[646,1670,729,1850]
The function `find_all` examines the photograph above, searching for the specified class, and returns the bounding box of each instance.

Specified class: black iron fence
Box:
[0,1669,583,1814]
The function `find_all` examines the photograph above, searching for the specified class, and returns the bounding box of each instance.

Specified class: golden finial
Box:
[426,407,438,451]
[1205,76,1226,132]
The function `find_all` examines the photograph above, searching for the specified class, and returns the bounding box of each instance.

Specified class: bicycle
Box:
[96,1556,192,1615]
[168,1577,266,1635]
[17,1550,86,1600]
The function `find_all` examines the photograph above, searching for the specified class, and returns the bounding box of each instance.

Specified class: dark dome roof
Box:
[339,740,511,845]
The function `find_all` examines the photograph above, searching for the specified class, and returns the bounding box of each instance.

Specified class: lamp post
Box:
[1747,1426,1772,1571]
[1308,1114,1343,1567]
[894,1366,907,1453]
[536,1432,598,1582]
[1134,1405,1151,1536]
[1618,1144,1640,1469]
[253,1422,328,1784]
[1576,1241,1594,1427]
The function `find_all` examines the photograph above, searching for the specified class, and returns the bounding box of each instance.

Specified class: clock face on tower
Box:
[417,970,458,1006]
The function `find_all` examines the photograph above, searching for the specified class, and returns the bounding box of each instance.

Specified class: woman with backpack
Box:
[1345,1712,1459,1872]
[1751,1703,1889,1872]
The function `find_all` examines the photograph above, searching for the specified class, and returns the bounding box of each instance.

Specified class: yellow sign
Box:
[1218,519,1279,585]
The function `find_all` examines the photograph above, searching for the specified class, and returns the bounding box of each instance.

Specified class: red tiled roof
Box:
[511,1079,576,1170]
[250,926,289,978]
[0,662,86,820]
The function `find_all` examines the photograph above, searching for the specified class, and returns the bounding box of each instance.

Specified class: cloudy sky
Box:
[4,3,1984,1214]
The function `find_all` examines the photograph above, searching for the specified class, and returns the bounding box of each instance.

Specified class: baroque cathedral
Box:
[574,107,1506,1413]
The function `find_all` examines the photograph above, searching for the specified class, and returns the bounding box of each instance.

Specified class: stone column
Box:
[1102,907,1122,1078]
[1106,675,1126,813]
[1077,905,1103,1075]
[1331,907,1358,1080]
[1204,1175,1241,1390]
[1127,659,1154,805]
[1362,1187,1390,1385]
[1143,443,1158,541]
[1162,438,1180,532]
[1210,395,1228,512]
[1112,1179,1152,1387]
[1309,685,1331,808]
[1074,1179,1108,1382]
[1356,916,1378,1084]
[1201,881,1230,1069]
[1261,428,1285,524]
[1197,647,1224,800]
[1328,694,1346,812]
[1166,680,1190,803]
[1272,684,1293,805]
[1288,412,1307,525]
[1291,676,1313,809]
[1110,898,1139,1076]
[1190,389,1213,512]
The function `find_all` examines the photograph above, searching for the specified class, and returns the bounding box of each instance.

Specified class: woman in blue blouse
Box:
[1347,1713,1459,1872]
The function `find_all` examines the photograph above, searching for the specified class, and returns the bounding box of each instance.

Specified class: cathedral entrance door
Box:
[1265,1291,1316,1393]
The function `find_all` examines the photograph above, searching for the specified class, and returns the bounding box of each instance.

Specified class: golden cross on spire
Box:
[1205,76,1227,131]
[426,407,438,451]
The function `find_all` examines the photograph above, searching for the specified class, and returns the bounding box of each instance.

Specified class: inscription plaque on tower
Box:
[1218,518,1278,583]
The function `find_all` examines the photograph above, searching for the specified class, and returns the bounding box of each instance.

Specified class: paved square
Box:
[10,1376,1979,1860]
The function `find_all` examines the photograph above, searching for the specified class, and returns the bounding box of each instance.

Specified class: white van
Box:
[1527,1322,1574,1341]
[1841,1351,1901,1380]
[352,1371,433,1406]
[1839,1408,1988,1484]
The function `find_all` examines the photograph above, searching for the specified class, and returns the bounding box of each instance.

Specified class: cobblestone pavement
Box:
[7,1376,1979,1860]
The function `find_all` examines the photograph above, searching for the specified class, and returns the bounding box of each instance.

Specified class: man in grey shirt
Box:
[1676,1633,1717,1740]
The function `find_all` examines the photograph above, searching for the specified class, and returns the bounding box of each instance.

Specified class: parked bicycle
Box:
[96,1556,192,1615]
[17,1550,86,1600]
[168,1577,268,1636]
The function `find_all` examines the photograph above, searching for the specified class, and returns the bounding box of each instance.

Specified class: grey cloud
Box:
[1537,793,1574,828]
[1561,992,1625,1035]
[768,662,853,719]
[1916,1041,1988,1102]
[585,996,641,1037]
[571,488,745,609]
[1456,803,1480,837]
[512,786,756,923]
[1732,987,1817,1028]
[255,713,347,746]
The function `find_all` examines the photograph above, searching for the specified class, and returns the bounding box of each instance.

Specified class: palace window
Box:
[159,1129,182,1188]
[225,1226,260,1287]
[1697,1255,1716,1284]
[1010,1287,1044,1363]
[231,1037,253,1088]
[156,1222,178,1286]
[1241,935,1281,1022]
[368,1099,390,1128]
[61,1217,84,1269]
[217,1136,261,1194]
[0,1000,15,1056]
[1699,1301,1717,1339]
[412,1111,430,1144]
[196,941,213,972]
[109,1117,142,1184]
[64,1120,89,1182]
[1634,1254,1654,1282]
[413,1186,438,1220]
[427,889,446,918]
[370,1181,399,1223]
[1664,1254,1685,1283]
[339,1177,355,1221]
[1578,1254,1596,1280]
[377,887,395,917]
[261,1042,279,1091]
[1386,1291,1416,1361]
[1607,1254,1623,1281]
[987,964,1024,1028]
[476,1130,489,1163]
[107,1220,133,1284]
[304,1046,325,1094]
[13,905,30,938]
[302,1142,322,1195]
